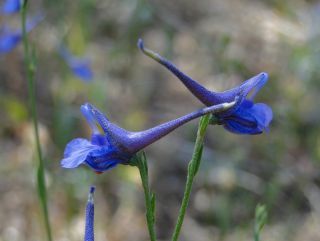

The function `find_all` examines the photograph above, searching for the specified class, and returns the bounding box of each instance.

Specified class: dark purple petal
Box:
[1,0,21,14]
[85,145,128,172]
[223,119,262,134]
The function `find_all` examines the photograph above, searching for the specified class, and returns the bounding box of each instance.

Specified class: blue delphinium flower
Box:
[138,39,273,135]
[59,46,93,82]
[1,0,21,14]
[84,186,95,241]
[61,100,237,173]
[0,15,43,54]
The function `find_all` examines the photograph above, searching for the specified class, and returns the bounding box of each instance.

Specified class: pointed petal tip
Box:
[80,103,90,111]
[81,103,95,113]
[239,72,269,100]
[81,104,100,134]
[90,186,95,193]
[89,186,96,199]
[88,186,95,203]
[258,72,269,82]
[260,72,268,78]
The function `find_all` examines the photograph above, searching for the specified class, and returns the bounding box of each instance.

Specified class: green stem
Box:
[253,204,267,241]
[137,153,157,241]
[171,114,211,241]
[254,230,260,241]
[21,2,52,241]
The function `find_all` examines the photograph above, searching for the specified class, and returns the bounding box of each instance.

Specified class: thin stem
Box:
[21,2,52,241]
[254,230,259,241]
[137,153,156,241]
[253,204,267,241]
[171,114,211,241]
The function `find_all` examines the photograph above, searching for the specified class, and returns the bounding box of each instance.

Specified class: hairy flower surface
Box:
[59,46,93,82]
[138,39,272,135]
[84,186,95,241]
[1,0,21,14]
[61,101,237,173]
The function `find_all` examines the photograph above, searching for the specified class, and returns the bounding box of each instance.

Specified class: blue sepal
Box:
[61,138,100,168]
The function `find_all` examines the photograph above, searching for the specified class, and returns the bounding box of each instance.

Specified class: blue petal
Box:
[0,31,21,53]
[226,72,268,100]
[223,102,272,135]
[70,60,93,82]
[81,105,100,134]
[61,138,100,168]
[90,133,109,146]
[59,46,93,82]
[85,158,119,172]
[1,0,21,14]
[250,103,273,128]
[0,15,42,54]
[85,147,122,172]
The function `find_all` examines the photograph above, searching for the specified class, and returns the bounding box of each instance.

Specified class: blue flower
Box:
[59,46,93,82]
[84,186,95,241]
[0,27,21,53]
[138,39,273,135]
[61,100,237,173]
[0,15,43,54]
[1,0,21,14]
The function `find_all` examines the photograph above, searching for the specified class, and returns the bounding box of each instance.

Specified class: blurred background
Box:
[1,0,320,240]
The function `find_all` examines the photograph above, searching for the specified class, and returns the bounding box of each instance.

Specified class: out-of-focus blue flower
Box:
[138,39,273,135]
[0,15,43,54]
[1,0,21,14]
[61,100,237,173]
[84,186,95,241]
[0,27,21,53]
[59,46,93,82]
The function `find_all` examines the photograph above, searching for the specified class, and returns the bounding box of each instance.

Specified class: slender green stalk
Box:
[21,2,52,241]
[136,152,157,241]
[171,114,211,241]
[254,204,267,241]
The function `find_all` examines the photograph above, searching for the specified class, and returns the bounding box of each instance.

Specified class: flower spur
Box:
[61,100,238,173]
[138,39,273,135]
